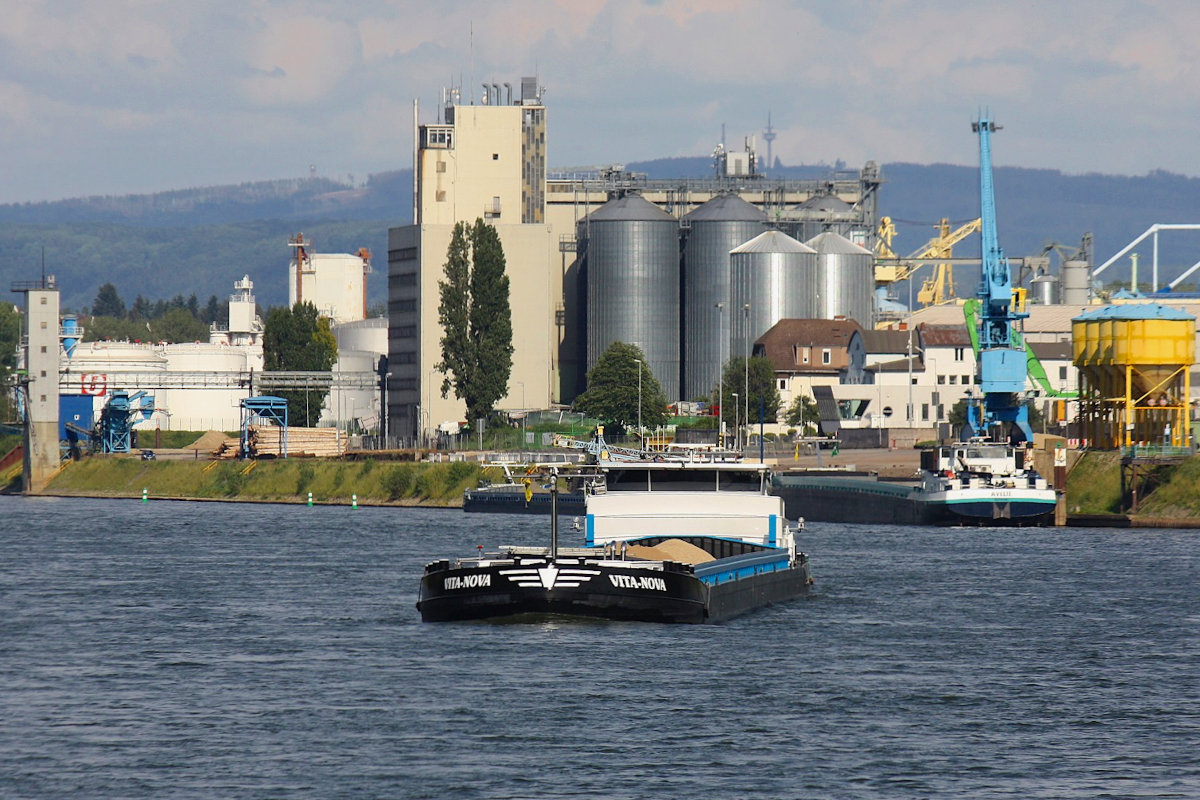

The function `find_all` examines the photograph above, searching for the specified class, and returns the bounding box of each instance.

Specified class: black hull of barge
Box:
[462,490,587,516]
[417,562,810,624]
[773,482,1054,527]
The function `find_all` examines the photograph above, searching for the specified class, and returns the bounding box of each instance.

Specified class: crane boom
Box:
[967,117,1033,442]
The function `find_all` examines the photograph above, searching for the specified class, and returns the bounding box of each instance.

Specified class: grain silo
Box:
[729,230,818,367]
[789,192,855,242]
[581,193,681,401]
[1061,259,1090,305]
[681,194,766,399]
[805,231,874,326]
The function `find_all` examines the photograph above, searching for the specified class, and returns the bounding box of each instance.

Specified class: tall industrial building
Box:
[388,76,883,440]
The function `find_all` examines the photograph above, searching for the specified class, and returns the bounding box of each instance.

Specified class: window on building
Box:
[40,297,47,305]
[492,153,499,160]
[436,191,446,202]
[921,403,929,421]
[40,346,46,353]
[911,377,918,385]
[40,321,47,329]
[949,375,957,385]
[965,375,973,385]
[1059,366,1068,381]
[937,375,946,385]
[954,347,964,361]
[937,404,945,420]
[778,379,786,390]
[822,349,831,365]
[801,347,810,364]
[436,161,446,173]
[395,352,417,364]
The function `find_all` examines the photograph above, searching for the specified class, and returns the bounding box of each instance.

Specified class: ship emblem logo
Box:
[499,565,601,589]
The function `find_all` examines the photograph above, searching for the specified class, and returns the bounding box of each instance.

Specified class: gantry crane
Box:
[963,117,1033,442]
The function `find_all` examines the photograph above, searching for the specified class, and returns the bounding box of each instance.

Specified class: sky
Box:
[3,0,1200,205]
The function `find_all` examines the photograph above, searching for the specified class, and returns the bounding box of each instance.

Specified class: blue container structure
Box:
[99,391,155,453]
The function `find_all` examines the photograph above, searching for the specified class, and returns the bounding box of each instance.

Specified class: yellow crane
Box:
[873,217,981,306]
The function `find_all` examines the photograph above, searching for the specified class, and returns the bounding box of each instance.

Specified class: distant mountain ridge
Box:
[3,159,1199,313]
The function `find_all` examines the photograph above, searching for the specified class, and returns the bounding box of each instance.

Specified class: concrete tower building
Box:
[14,279,61,492]
[388,78,554,439]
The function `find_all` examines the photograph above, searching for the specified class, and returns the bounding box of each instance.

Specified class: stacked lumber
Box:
[249,426,343,458]
[214,437,242,459]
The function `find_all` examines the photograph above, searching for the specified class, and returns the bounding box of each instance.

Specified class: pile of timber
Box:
[249,425,344,458]
[213,436,242,460]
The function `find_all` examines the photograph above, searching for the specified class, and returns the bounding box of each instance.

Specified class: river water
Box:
[1,495,1197,799]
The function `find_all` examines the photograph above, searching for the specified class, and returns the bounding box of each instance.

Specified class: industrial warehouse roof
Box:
[584,193,675,222]
[903,303,1092,333]
[804,230,873,255]
[1029,341,1074,361]
[860,329,912,354]
[868,356,924,373]
[682,193,766,222]
[918,323,973,348]
[1072,303,1195,321]
[905,300,1200,334]
[730,230,815,254]
[753,318,863,373]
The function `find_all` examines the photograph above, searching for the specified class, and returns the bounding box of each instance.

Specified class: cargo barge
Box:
[773,441,1056,526]
[419,449,811,623]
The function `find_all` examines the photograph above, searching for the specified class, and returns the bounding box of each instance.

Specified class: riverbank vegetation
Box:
[46,456,489,506]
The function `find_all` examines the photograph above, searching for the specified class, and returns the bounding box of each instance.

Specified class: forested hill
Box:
[3,160,1200,313]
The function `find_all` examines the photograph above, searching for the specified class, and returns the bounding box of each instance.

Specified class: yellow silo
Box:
[1072,304,1194,449]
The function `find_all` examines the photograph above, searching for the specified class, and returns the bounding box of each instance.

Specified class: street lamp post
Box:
[636,359,643,450]
[516,381,525,446]
[907,272,915,426]
[732,393,739,454]
[716,302,725,448]
[743,303,750,451]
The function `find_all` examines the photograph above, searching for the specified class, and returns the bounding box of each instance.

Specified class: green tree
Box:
[131,294,153,320]
[785,394,821,435]
[719,356,781,426]
[263,302,339,427]
[0,301,20,422]
[200,295,221,325]
[149,307,209,343]
[949,398,968,428]
[85,316,150,342]
[575,341,669,432]
[92,283,125,318]
[435,219,514,424]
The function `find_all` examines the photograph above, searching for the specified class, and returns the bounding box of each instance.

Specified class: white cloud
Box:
[5,0,1200,202]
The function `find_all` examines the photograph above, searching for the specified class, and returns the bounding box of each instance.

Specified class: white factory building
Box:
[60,251,387,435]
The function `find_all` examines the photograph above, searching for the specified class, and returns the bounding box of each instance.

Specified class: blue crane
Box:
[965,116,1033,442]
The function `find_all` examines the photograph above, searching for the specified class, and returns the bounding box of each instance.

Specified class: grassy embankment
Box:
[1066,450,1200,519]
[46,456,490,507]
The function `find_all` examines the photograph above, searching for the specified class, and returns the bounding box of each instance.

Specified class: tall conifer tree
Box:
[436,219,514,424]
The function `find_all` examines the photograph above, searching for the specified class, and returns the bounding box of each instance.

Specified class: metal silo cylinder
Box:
[729,230,818,368]
[805,231,874,325]
[1061,259,1090,305]
[582,193,681,402]
[1031,273,1060,305]
[681,194,766,399]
